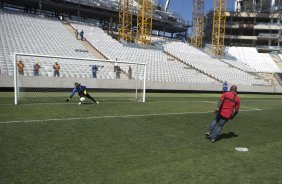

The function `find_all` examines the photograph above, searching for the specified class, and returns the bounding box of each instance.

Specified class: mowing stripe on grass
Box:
[0,100,211,106]
[0,100,263,109]
[0,109,262,124]
[200,101,262,111]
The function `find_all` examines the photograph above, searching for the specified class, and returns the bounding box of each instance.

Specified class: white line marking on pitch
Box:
[0,109,262,124]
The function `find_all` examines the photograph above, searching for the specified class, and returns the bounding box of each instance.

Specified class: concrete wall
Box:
[1,76,282,93]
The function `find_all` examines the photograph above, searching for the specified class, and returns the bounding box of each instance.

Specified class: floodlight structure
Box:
[211,0,227,55]
[136,0,154,46]
[190,0,205,48]
[118,0,133,42]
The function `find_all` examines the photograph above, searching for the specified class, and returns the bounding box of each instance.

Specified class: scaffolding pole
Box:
[136,0,154,46]
[190,0,205,48]
[118,0,133,42]
[211,0,227,55]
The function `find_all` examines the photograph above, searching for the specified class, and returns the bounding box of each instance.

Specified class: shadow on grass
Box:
[81,102,97,105]
[218,132,238,140]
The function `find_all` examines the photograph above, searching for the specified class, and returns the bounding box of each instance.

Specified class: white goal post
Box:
[13,53,147,105]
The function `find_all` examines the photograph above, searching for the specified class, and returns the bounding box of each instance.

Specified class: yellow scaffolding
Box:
[136,0,154,45]
[190,0,205,48]
[211,0,227,55]
[118,0,133,42]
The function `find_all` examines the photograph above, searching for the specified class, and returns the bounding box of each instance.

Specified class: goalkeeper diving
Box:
[66,82,99,104]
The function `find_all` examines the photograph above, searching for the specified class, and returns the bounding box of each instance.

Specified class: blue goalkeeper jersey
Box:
[71,85,86,97]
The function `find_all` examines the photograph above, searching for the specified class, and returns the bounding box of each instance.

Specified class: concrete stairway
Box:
[62,21,128,79]
[271,54,282,71]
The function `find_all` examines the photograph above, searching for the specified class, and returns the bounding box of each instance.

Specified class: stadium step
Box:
[269,54,282,87]
[61,21,128,80]
[163,51,222,83]
[270,54,282,71]
[256,73,281,87]
[61,21,107,60]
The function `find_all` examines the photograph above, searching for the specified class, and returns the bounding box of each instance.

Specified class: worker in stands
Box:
[91,64,98,78]
[75,29,79,39]
[205,85,240,143]
[128,66,132,79]
[66,82,99,105]
[53,62,60,77]
[114,63,121,79]
[17,60,25,75]
[33,62,41,76]
[80,30,84,41]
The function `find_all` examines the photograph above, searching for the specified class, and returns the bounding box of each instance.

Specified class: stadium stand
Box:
[226,47,281,73]
[222,59,256,73]
[70,21,217,83]
[0,10,116,78]
[0,10,278,86]
[164,42,271,86]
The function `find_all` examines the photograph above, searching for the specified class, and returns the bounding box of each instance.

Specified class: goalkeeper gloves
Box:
[66,97,71,102]
[84,90,87,95]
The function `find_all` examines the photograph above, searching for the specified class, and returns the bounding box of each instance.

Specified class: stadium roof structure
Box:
[3,0,190,33]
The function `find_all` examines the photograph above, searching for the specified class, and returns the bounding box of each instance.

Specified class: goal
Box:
[13,53,146,104]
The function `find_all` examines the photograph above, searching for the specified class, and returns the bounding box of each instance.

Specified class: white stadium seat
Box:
[0,10,115,79]
[163,42,271,86]
[70,21,217,84]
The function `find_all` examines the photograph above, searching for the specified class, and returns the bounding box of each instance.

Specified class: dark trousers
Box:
[92,71,97,78]
[208,113,229,140]
[79,91,97,103]
[54,71,60,77]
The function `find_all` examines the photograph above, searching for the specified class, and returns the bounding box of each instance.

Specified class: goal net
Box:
[13,53,146,104]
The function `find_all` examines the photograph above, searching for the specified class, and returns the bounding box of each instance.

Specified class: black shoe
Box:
[205,132,210,136]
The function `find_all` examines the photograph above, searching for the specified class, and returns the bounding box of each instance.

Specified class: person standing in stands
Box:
[33,62,41,76]
[91,64,98,78]
[114,63,121,79]
[205,85,241,143]
[75,29,79,39]
[128,66,132,79]
[53,62,60,77]
[222,81,228,93]
[17,60,25,75]
[80,30,84,41]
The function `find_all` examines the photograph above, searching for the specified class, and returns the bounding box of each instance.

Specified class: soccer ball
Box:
[80,97,86,102]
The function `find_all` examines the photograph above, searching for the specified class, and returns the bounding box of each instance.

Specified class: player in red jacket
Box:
[205,85,241,143]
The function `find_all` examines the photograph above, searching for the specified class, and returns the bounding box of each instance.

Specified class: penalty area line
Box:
[0,111,213,124]
[0,109,262,124]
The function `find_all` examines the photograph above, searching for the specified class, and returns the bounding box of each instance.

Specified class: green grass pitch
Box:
[1,92,282,184]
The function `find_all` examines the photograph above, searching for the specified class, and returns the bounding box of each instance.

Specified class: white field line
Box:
[0,111,214,124]
[0,109,262,124]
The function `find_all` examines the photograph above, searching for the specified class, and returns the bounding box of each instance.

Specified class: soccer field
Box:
[1,93,282,184]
